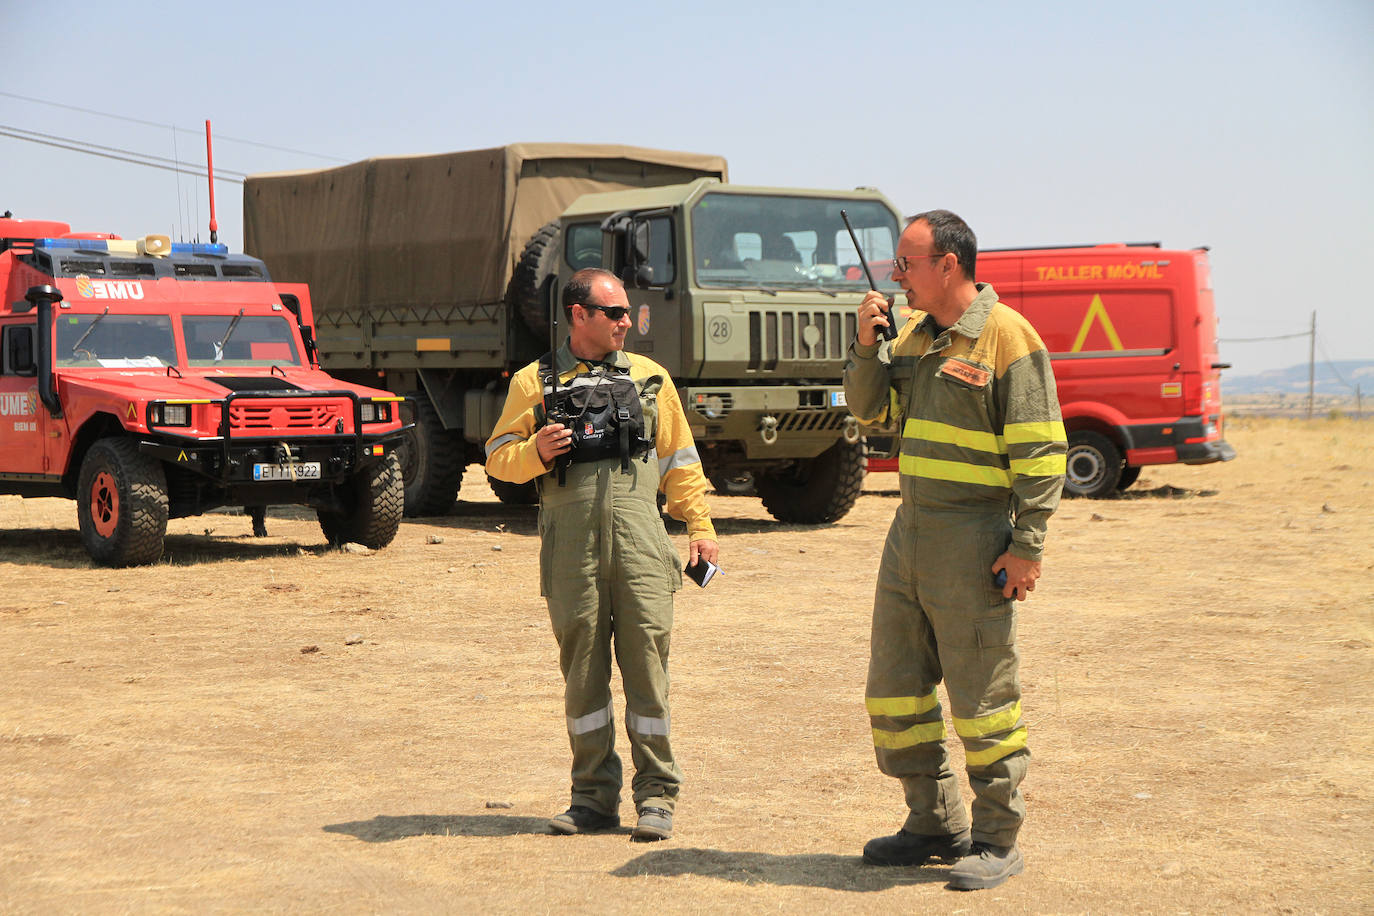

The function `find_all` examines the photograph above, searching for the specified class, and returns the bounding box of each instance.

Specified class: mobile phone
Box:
[685,558,720,588]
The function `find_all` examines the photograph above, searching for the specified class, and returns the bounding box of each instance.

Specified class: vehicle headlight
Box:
[153,403,191,426]
[360,401,391,423]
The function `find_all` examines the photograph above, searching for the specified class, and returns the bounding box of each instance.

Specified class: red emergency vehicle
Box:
[865,242,1234,496]
[0,216,407,566]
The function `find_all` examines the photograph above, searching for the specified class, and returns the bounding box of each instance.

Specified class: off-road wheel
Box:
[757,439,866,524]
[1064,430,1123,498]
[77,438,169,567]
[507,220,561,342]
[396,393,464,517]
[1116,464,1142,492]
[318,452,404,548]
[488,475,538,505]
[709,471,757,497]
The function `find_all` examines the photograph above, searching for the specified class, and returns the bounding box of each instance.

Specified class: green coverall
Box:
[844,283,1066,847]
[486,342,715,817]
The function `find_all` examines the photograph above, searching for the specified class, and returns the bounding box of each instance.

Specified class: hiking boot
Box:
[863,828,972,866]
[631,806,673,841]
[548,805,619,835]
[947,842,1024,890]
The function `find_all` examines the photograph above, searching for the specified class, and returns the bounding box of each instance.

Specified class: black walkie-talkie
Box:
[544,292,573,485]
[841,209,898,342]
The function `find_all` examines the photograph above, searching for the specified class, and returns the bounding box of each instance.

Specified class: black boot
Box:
[863,828,972,866]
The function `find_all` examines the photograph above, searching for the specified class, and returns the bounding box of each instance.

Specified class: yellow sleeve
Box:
[654,375,716,542]
[483,364,552,484]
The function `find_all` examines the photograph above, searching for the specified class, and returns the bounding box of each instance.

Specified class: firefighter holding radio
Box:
[486,268,717,843]
[844,211,1066,891]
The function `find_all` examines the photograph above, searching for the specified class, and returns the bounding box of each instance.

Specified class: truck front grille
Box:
[748,310,857,370]
[229,404,342,431]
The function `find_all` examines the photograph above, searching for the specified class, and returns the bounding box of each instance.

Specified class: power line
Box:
[0,90,346,162]
[0,125,244,184]
[1218,331,1310,343]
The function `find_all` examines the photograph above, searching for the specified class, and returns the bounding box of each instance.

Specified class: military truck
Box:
[243,144,905,522]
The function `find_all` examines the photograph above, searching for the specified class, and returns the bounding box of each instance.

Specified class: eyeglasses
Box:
[891,253,945,273]
[578,303,630,321]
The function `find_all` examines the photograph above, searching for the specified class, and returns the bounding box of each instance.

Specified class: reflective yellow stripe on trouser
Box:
[954,701,1028,767]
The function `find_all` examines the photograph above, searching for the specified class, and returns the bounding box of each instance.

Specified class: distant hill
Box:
[1223,360,1374,397]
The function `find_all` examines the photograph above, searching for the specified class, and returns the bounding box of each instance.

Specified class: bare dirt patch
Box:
[1,416,1371,913]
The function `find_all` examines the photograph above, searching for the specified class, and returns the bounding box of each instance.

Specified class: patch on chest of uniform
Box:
[938,358,991,388]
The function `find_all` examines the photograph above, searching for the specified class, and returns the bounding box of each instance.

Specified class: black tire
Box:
[396,393,465,517]
[1064,430,1123,498]
[76,438,169,567]
[1116,464,1142,492]
[488,475,539,505]
[507,220,561,342]
[709,471,757,496]
[318,452,404,548]
[757,439,866,524]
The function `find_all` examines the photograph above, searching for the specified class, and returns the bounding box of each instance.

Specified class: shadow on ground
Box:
[611,848,950,891]
[323,813,552,842]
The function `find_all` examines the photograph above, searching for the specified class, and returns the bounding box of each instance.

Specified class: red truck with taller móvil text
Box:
[0,215,407,566]
[865,242,1235,496]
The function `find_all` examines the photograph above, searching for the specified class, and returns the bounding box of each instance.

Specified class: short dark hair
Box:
[562,268,621,319]
[910,209,977,282]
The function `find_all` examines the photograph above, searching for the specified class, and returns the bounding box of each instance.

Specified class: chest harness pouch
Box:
[539,354,653,485]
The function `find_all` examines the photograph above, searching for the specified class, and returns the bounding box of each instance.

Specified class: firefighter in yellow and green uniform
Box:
[486,268,718,843]
[844,211,1066,891]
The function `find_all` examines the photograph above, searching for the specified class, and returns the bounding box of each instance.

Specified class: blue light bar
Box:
[170,242,229,255]
[32,238,228,256]
[36,238,107,249]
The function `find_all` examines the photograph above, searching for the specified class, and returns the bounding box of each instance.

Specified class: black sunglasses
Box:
[578,303,630,321]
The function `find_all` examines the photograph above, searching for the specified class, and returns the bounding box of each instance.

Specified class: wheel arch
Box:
[62,412,130,496]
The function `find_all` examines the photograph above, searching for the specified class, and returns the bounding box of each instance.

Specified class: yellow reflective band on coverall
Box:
[844,284,1065,847]
[485,342,714,817]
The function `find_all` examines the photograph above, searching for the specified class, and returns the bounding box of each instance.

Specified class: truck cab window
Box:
[3,325,36,376]
[565,224,603,270]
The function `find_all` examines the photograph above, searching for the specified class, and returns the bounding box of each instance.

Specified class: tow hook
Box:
[759,415,779,445]
[842,416,861,444]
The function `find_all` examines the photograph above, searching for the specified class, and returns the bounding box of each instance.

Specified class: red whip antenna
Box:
[205,120,218,244]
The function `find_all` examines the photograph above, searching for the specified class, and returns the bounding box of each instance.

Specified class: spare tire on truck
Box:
[508,220,561,342]
[756,439,866,524]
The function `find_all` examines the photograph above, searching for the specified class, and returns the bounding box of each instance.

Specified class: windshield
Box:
[691,193,901,291]
[56,314,176,368]
[183,314,302,367]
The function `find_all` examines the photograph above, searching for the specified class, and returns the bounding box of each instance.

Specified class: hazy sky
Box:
[3,0,1369,377]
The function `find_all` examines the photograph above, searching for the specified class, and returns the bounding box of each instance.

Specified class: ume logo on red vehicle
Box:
[74,275,145,300]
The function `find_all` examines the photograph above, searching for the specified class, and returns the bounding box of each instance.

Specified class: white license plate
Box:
[253,462,321,481]
[830,391,847,407]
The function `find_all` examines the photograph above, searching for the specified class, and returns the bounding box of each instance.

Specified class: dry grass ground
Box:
[1,416,1371,914]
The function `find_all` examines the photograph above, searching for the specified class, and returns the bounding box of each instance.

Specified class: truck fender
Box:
[1057,400,1132,450]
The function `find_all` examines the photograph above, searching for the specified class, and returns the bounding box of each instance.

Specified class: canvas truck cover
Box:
[242,143,727,314]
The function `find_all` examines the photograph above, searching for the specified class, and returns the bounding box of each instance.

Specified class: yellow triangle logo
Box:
[177,450,189,462]
[1071,294,1123,352]
[126,402,137,419]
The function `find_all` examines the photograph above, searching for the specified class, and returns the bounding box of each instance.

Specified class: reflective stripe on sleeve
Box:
[1010,454,1068,477]
[963,726,1029,767]
[872,720,946,749]
[626,709,670,737]
[865,691,940,718]
[567,703,612,736]
[485,433,524,457]
[1003,420,1067,444]
[658,445,702,477]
